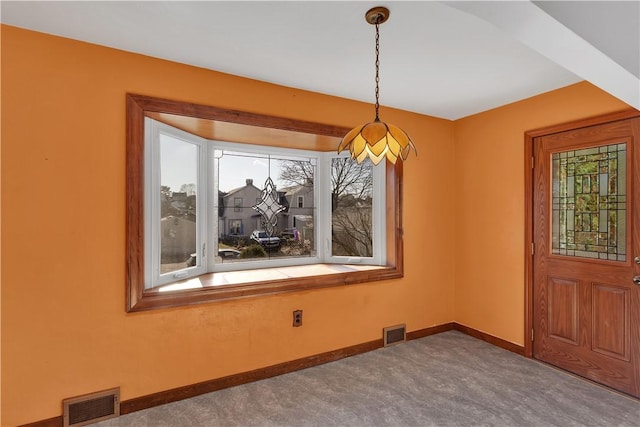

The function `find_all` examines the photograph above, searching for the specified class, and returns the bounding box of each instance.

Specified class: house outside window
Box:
[297,195,304,208]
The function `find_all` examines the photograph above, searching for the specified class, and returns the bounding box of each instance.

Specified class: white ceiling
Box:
[1,1,638,120]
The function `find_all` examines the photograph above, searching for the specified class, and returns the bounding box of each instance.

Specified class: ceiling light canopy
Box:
[338,7,417,165]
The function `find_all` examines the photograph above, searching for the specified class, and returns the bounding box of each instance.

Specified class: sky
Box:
[160,134,298,193]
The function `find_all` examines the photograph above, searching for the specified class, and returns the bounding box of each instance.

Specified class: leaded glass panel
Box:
[214,150,317,262]
[551,143,626,261]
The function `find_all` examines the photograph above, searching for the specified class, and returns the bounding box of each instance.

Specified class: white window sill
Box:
[156,263,386,293]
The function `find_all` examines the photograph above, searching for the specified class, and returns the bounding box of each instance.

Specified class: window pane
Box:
[551,143,626,261]
[331,158,373,257]
[216,150,316,262]
[159,134,198,273]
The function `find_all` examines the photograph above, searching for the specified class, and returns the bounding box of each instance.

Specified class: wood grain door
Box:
[533,116,640,398]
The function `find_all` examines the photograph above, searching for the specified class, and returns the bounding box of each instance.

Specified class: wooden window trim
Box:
[126,94,404,312]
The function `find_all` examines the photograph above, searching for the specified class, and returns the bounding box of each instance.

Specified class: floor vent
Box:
[383,324,406,347]
[63,387,120,427]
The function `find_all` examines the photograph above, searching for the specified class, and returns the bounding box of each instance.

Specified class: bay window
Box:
[126,94,404,312]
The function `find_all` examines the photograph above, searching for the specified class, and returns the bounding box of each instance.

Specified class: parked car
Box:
[186,253,197,267]
[250,230,280,249]
[218,248,241,259]
[186,248,241,266]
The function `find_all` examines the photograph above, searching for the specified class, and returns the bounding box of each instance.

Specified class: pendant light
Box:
[338,6,417,165]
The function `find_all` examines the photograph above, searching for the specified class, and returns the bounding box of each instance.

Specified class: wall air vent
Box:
[383,324,406,347]
[63,387,120,427]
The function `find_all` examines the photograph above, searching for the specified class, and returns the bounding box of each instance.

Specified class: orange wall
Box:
[0,26,455,425]
[453,82,630,344]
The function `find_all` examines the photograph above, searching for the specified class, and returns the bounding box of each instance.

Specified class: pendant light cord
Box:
[374,19,381,121]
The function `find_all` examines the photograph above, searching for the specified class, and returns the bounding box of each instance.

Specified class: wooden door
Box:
[533,115,640,398]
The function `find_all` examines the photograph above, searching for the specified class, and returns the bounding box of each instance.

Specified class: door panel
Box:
[592,283,630,361]
[547,277,579,345]
[533,116,640,398]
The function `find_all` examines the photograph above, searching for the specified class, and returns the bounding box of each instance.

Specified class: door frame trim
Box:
[523,108,640,358]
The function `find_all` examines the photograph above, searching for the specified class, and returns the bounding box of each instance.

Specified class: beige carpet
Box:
[95,331,639,426]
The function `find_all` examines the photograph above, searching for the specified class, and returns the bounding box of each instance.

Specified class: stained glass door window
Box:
[551,143,626,261]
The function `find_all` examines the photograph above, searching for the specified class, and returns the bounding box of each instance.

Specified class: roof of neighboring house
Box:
[223,183,260,198]
[280,184,312,196]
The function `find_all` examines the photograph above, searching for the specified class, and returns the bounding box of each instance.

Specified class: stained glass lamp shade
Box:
[339,119,415,165]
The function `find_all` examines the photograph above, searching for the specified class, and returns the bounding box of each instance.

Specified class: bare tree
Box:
[179,183,196,197]
[330,158,372,212]
[279,158,372,211]
[331,204,373,257]
[278,160,314,188]
[160,185,173,200]
[279,158,374,257]
[160,185,178,218]
[331,159,373,257]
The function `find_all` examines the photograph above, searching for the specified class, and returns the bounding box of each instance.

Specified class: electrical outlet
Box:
[293,309,303,327]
